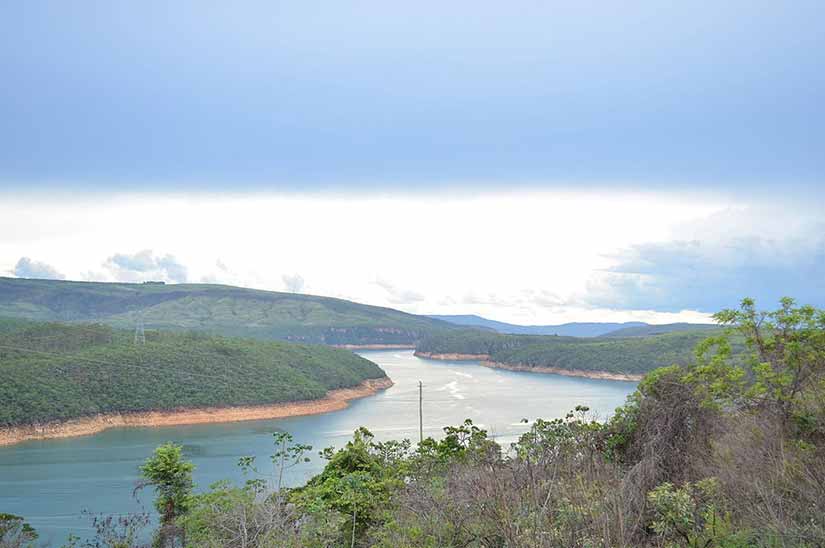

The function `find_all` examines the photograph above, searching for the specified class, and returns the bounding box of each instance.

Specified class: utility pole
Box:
[418,380,423,444]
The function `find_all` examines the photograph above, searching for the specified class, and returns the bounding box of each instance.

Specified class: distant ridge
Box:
[427,314,648,337]
[600,322,720,338]
[0,277,455,346]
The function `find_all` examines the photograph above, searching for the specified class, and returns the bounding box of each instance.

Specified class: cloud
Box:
[12,257,65,280]
[200,259,237,284]
[460,289,565,313]
[586,234,825,312]
[282,273,305,293]
[103,250,188,283]
[374,278,425,304]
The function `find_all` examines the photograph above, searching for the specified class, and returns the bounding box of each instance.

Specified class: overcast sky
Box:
[1,2,823,323]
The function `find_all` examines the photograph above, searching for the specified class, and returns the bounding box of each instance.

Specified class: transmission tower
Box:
[134,315,146,345]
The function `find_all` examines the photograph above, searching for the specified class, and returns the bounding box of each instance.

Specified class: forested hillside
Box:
[416,328,732,376]
[0,277,454,346]
[0,320,387,427]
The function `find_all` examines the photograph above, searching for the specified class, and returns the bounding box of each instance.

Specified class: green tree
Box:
[138,443,195,546]
[648,479,749,548]
[699,298,825,429]
[0,513,38,548]
[238,431,312,493]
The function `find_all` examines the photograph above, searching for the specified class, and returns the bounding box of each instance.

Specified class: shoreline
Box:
[414,352,641,381]
[413,351,491,361]
[334,344,416,350]
[0,377,394,447]
[480,361,643,382]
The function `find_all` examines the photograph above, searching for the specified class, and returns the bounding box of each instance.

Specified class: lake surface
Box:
[0,350,636,546]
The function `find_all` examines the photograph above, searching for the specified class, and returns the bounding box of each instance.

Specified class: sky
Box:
[1,2,824,324]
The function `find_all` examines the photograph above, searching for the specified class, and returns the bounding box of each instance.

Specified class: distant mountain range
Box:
[599,322,720,338]
[427,314,717,338]
[0,278,721,347]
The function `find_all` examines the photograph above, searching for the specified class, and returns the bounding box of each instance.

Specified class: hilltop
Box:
[427,314,648,337]
[600,322,720,338]
[0,319,389,441]
[0,277,454,346]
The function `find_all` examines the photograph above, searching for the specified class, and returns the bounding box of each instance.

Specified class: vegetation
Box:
[138,443,195,546]
[0,277,455,345]
[600,322,720,338]
[0,514,37,548]
[427,315,651,337]
[4,298,823,547]
[417,328,732,376]
[0,320,387,427]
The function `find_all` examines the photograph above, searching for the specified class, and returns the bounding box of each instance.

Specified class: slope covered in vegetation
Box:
[0,277,454,345]
[0,320,387,428]
[17,298,822,548]
[416,328,726,376]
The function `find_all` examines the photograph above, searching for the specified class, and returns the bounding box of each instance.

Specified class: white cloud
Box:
[282,273,305,293]
[374,278,425,304]
[103,250,188,283]
[12,257,65,280]
[0,189,774,323]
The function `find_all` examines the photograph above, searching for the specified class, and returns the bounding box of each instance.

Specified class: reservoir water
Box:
[0,350,636,546]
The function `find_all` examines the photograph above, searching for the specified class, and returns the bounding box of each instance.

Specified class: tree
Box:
[238,431,312,493]
[0,513,37,548]
[138,443,195,547]
[708,298,825,429]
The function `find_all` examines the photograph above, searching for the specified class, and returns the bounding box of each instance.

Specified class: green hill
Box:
[0,320,387,427]
[600,322,720,338]
[427,314,648,336]
[416,328,730,376]
[0,277,454,346]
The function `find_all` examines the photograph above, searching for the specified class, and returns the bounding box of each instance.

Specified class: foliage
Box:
[138,443,195,525]
[180,482,344,548]
[291,427,412,542]
[0,513,37,548]
[418,327,728,375]
[712,297,825,425]
[0,320,387,426]
[647,479,749,548]
[238,432,312,492]
[58,513,151,548]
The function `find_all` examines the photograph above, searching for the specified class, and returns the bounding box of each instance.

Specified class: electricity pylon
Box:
[134,315,146,345]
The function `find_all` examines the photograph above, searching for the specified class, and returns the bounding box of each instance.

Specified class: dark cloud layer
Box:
[1,1,823,191]
[586,236,825,312]
[13,257,65,280]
